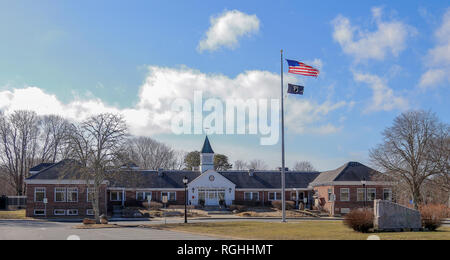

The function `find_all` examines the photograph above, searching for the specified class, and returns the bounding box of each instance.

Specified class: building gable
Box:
[188,169,236,189]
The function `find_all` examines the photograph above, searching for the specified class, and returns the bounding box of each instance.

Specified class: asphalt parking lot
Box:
[0,220,221,240]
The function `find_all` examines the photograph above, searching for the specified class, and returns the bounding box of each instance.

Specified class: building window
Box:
[34,209,45,216]
[34,187,46,202]
[327,189,333,201]
[136,191,151,201]
[357,188,365,201]
[54,209,65,216]
[86,209,95,216]
[161,192,176,201]
[87,188,94,202]
[383,189,392,201]
[367,188,376,201]
[55,188,66,202]
[340,188,350,202]
[110,191,123,201]
[67,188,78,202]
[67,209,78,216]
[244,192,259,201]
[268,192,281,201]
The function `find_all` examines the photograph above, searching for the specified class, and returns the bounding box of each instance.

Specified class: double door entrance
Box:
[198,188,225,206]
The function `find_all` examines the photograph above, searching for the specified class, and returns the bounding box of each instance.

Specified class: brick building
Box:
[24,136,392,218]
[310,162,393,215]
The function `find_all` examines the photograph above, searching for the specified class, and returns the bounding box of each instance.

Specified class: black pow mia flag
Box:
[287,84,304,95]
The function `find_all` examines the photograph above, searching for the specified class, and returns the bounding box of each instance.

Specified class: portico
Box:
[188,169,236,206]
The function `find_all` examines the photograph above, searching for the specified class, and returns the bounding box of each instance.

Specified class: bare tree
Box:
[123,136,179,170]
[0,111,41,195]
[234,160,248,170]
[370,110,449,209]
[66,113,128,223]
[293,161,316,172]
[248,159,268,170]
[38,115,71,163]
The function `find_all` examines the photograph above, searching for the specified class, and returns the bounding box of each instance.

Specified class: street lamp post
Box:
[361,178,366,209]
[183,176,188,224]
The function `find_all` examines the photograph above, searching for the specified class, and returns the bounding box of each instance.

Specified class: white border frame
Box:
[340,188,350,202]
[34,209,46,216]
[34,187,46,202]
[54,209,66,216]
[67,209,79,216]
[54,187,66,202]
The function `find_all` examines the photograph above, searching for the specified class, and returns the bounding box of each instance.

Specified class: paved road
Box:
[0,220,222,240]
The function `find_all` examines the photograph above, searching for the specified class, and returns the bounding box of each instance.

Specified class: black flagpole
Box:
[281,50,286,222]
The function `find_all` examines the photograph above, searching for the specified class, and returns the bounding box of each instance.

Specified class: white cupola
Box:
[200,136,214,172]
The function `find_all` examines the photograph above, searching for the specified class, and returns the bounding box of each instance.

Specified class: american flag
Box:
[286,59,320,77]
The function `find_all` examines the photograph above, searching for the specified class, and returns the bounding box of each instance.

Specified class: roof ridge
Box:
[333,162,351,181]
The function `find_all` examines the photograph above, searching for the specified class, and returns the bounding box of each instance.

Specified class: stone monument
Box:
[373,199,422,231]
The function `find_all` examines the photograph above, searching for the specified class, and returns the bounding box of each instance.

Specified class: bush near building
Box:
[419,204,449,231]
[271,200,295,210]
[343,209,374,233]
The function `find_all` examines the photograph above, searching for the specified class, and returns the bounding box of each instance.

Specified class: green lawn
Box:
[0,210,27,219]
[151,221,450,240]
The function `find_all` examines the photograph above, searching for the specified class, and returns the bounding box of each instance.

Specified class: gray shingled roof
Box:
[27,159,83,180]
[108,170,201,189]
[109,170,319,189]
[220,171,320,189]
[201,136,214,154]
[310,162,380,185]
[27,160,376,189]
[30,163,55,172]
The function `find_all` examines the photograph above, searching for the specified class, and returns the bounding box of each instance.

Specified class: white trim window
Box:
[67,188,78,202]
[54,209,66,216]
[86,209,95,216]
[367,188,376,201]
[34,187,46,202]
[110,191,123,201]
[327,189,333,201]
[34,209,46,216]
[161,192,176,201]
[87,188,94,202]
[268,192,281,201]
[55,187,66,202]
[67,209,78,216]
[340,188,350,202]
[244,192,259,201]
[136,191,151,201]
[357,188,365,201]
[383,188,392,201]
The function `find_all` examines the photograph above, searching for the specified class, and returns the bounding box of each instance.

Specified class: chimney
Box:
[157,168,164,177]
[248,169,255,176]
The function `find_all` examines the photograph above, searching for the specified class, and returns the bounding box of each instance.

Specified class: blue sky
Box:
[0,1,449,170]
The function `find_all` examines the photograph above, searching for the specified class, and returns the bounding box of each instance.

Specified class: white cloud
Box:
[353,72,409,112]
[197,10,260,52]
[420,9,450,88]
[332,7,416,62]
[0,65,349,137]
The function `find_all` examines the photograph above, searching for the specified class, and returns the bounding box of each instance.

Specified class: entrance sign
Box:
[330,194,336,202]
[147,195,151,208]
[162,195,168,204]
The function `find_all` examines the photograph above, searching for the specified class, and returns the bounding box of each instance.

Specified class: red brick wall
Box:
[26,184,107,218]
[235,190,311,206]
[313,185,392,214]
[108,189,186,207]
